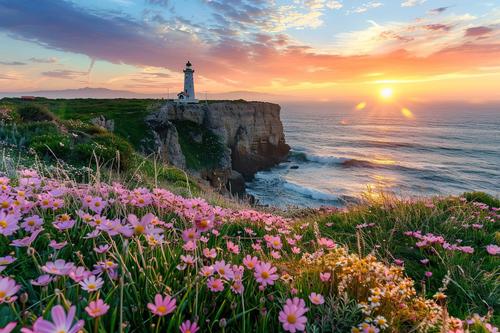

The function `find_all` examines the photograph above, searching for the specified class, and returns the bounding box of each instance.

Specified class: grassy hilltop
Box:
[0,98,498,332]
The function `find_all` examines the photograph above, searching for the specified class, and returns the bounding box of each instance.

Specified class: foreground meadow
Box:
[0,166,498,333]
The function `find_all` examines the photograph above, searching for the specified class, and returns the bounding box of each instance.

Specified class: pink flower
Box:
[254,262,278,287]
[85,299,110,318]
[0,256,16,266]
[278,298,309,332]
[243,255,259,270]
[180,320,200,333]
[207,277,224,292]
[93,244,111,254]
[425,271,433,278]
[42,259,75,276]
[226,240,240,254]
[486,244,500,255]
[213,260,234,280]
[181,228,200,243]
[89,197,106,214]
[309,292,325,305]
[21,215,43,232]
[79,275,104,292]
[30,275,53,287]
[69,266,92,283]
[0,212,19,236]
[49,240,67,250]
[0,276,20,304]
[420,259,430,265]
[203,248,217,259]
[32,305,84,333]
[394,259,404,266]
[319,272,331,282]
[147,294,176,316]
[0,322,16,333]
[317,237,335,249]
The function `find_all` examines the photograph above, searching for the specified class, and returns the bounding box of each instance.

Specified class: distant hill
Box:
[0,87,285,101]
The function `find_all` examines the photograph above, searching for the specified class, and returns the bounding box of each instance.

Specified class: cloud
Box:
[29,57,58,63]
[429,7,449,15]
[0,74,18,80]
[401,0,426,8]
[0,61,26,65]
[326,1,343,10]
[145,0,169,7]
[351,2,383,14]
[423,24,451,31]
[465,26,493,37]
[41,69,87,80]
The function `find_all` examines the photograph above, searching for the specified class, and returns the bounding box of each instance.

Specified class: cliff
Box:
[146,101,290,194]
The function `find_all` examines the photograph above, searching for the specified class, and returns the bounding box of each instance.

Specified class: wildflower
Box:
[181,228,200,242]
[31,305,84,333]
[80,275,104,292]
[226,240,240,254]
[213,260,234,280]
[420,258,429,265]
[89,197,106,214]
[230,281,244,294]
[309,292,325,305]
[0,212,19,236]
[203,248,217,259]
[319,272,331,282]
[30,275,53,286]
[243,255,259,270]
[49,240,67,250]
[85,299,110,318]
[195,216,213,232]
[0,322,16,333]
[278,297,308,332]
[69,266,92,282]
[207,277,224,292]
[180,320,200,333]
[394,259,404,266]
[425,271,433,278]
[357,322,380,333]
[147,294,176,316]
[486,244,500,255]
[374,315,389,329]
[199,265,214,277]
[317,237,336,249]
[0,256,16,266]
[21,215,43,232]
[94,244,111,254]
[0,276,20,303]
[42,259,75,276]
[265,235,282,249]
[254,262,279,287]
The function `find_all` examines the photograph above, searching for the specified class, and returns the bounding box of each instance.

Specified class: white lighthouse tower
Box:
[176,61,198,103]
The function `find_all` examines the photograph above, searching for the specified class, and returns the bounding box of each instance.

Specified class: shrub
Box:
[16,104,57,122]
[29,133,71,159]
[91,133,134,170]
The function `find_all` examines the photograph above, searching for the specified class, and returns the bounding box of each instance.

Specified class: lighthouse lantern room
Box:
[176,61,198,103]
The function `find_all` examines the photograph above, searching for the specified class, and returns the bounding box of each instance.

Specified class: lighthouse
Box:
[176,61,198,103]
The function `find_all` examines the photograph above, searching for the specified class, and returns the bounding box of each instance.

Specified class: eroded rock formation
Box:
[146,101,290,195]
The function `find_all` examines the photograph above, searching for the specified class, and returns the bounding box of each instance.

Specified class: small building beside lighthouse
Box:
[176,61,198,103]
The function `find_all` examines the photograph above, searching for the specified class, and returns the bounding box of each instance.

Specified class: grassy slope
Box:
[1,98,162,149]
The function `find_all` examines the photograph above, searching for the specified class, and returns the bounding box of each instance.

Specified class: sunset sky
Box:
[1,0,499,101]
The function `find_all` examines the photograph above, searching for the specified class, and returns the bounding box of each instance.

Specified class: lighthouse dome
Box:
[186,61,192,67]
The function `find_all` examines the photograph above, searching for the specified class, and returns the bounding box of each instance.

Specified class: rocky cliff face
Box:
[146,101,290,194]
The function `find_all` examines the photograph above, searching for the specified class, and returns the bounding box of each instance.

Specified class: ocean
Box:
[246,101,500,207]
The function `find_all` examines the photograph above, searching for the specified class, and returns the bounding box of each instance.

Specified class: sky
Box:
[0,0,499,102]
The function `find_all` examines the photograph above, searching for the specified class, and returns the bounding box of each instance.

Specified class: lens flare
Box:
[379,87,393,99]
[401,107,414,119]
[355,102,367,110]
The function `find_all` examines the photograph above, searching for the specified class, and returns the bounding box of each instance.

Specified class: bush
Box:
[17,104,57,122]
[89,133,134,170]
[29,133,71,159]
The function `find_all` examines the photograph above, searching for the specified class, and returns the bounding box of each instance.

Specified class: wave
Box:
[283,181,339,202]
[289,150,421,172]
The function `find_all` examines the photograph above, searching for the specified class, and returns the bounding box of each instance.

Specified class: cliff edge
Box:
[146,101,290,195]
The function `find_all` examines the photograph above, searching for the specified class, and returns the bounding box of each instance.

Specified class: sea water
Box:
[246,101,500,207]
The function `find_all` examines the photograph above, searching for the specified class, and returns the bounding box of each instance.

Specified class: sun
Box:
[379,87,394,100]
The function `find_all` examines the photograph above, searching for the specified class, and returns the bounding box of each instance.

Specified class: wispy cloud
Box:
[401,0,426,8]
[0,61,26,66]
[41,69,87,80]
[350,1,383,14]
[29,57,58,63]
[465,26,494,37]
